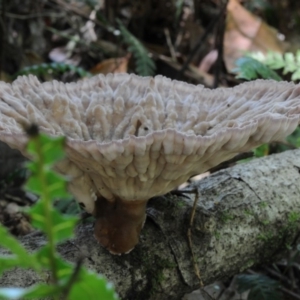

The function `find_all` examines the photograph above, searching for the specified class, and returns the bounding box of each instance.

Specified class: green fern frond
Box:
[14,63,91,79]
[234,56,282,81]
[248,51,300,81]
[237,274,282,300]
[117,20,156,76]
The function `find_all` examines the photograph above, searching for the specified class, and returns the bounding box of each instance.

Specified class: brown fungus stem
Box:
[93,197,147,254]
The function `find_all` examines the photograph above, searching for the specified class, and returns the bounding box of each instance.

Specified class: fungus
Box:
[0,74,300,254]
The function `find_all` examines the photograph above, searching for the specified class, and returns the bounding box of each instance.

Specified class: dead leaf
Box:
[224,0,286,72]
[89,55,130,75]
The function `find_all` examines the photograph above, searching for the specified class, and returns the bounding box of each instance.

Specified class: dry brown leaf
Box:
[224,0,286,71]
[89,55,130,75]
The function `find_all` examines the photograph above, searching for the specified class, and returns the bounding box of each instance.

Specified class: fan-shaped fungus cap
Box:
[1,74,300,254]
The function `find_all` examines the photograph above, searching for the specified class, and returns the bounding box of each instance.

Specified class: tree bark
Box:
[1,149,300,300]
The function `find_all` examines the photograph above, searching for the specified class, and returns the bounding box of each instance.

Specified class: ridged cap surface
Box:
[0,74,300,213]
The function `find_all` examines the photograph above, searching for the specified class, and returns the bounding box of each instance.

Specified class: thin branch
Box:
[187,187,204,287]
[0,0,6,79]
[164,28,177,61]
[280,286,300,300]
[213,0,228,88]
[3,12,64,19]
[60,257,84,299]
[50,0,115,34]
[177,3,227,80]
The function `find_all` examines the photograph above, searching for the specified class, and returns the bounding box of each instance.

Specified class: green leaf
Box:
[254,144,269,157]
[265,52,285,69]
[0,226,31,259]
[283,52,297,74]
[28,202,77,243]
[26,134,66,166]
[25,169,70,199]
[55,198,81,215]
[25,134,70,200]
[117,19,156,76]
[247,51,300,82]
[68,270,119,300]
[291,68,300,81]
[234,57,282,81]
[296,50,300,63]
[34,247,71,277]
[0,226,39,275]
[0,257,36,276]
[237,274,282,300]
[29,254,119,300]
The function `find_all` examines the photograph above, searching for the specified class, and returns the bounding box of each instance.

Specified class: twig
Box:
[44,26,106,54]
[3,12,64,19]
[164,28,177,61]
[170,189,198,197]
[50,0,115,33]
[105,0,119,24]
[288,265,297,290]
[271,141,297,150]
[279,286,300,300]
[177,2,227,80]
[0,0,6,79]
[187,187,204,287]
[213,0,228,88]
[263,266,292,286]
[60,257,84,299]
